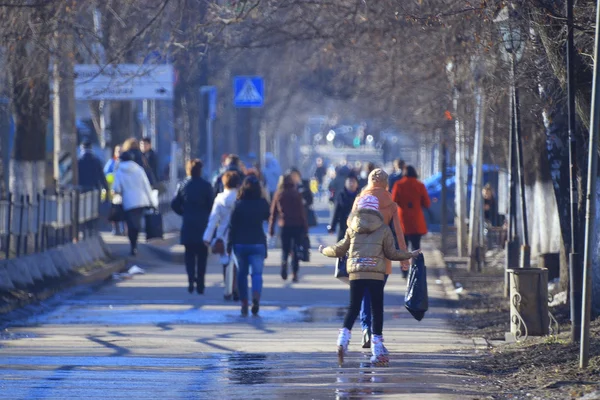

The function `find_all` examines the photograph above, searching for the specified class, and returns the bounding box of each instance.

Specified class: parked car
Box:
[423,164,502,232]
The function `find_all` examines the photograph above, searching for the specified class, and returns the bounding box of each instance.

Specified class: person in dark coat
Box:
[228,176,271,316]
[140,137,159,181]
[269,174,308,283]
[289,167,314,207]
[78,140,108,193]
[122,137,157,186]
[171,159,215,294]
[328,175,359,241]
[214,154,245,195]
[387,159,405,193]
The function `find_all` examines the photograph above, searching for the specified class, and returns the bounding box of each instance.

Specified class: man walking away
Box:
[388,159,405,193]
[78,140,108,193]
[140,137,159,182]
[214,154,245,195]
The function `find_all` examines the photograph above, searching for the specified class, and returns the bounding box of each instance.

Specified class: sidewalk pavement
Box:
[0,229,486,399]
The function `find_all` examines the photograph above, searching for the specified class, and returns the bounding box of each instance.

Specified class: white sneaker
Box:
[370,335,389,367]
[337,328,351,366]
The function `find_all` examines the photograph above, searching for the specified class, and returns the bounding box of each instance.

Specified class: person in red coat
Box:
[391,165,431,251]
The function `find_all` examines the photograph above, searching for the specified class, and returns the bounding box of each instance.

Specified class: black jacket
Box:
[143,149,159,181]
[298,179,314,207]
[129,149,157,186]
[228,198,271,250]
[214,165,244,195]
[78,153,108,192]
[330,188,358,241]
[171,177,214,245]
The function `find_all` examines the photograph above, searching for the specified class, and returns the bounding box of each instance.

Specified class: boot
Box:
[251,293,260,316]
[361,328,371,349]
[336,328,351,367]
[241,300,249,317]
[188,281,194,294]
[370,335,389,367]
[281,261,288,281]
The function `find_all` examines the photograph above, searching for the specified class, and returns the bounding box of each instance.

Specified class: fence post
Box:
[41,190,47,251]
[16,194,24,257]
[23,194,30,255]
[5,192,11,259]
[73,189,79,243]
[59,192,65,245]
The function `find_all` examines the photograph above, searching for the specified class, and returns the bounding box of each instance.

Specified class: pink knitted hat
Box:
[356,194,379,211]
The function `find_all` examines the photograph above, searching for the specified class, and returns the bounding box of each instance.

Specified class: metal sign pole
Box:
[580,0,600,370]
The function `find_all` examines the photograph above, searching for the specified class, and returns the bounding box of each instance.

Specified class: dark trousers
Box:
[185,243,209,288]
[125,208,144,251]
[344,279,385,336]
[280,226,305,273]
[404,234,422,251]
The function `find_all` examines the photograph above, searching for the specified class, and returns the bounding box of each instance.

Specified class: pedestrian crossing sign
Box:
[234,76,264,108]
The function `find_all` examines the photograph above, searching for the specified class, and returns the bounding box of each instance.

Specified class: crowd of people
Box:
[85,141,432,366]
[170,153,314,317]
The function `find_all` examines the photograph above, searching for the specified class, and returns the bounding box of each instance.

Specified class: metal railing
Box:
[0,189,101,259]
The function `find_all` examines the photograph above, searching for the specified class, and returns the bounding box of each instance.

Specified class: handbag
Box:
[108,203,125,222]
[144,209,164,241]
[211,238,225,255]
[295,235,311,262]
[334,255,349,284]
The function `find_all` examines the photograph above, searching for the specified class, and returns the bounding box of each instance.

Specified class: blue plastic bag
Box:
[404,254,429,321]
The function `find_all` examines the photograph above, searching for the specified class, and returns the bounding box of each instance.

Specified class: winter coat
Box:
[330,188,358,241]
[298,179,314,207]
[353,186,408,274]
[112,161,157,211]
[322,209,413,281]
[388,171,403,193]
[171,177,214,245]
[229,198,271,250]
[128,149,157,186]
[391,177,431,235]
[203,188,238,243]
[269,188,308,236]
[143,149,159,181]
[103,158,117,175]
[214,164,245,195]
[263,154,282,195]
[78,152,108,192]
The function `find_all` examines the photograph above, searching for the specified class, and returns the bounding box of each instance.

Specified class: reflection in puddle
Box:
[335,367,386,399]
[227,353,269,386]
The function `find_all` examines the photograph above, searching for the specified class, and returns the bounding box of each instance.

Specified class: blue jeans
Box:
[233,244,266,302]
[361,274,389,331]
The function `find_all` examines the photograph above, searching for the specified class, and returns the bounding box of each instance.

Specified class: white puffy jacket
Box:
[112,161,158,211]
[203,188,238,243]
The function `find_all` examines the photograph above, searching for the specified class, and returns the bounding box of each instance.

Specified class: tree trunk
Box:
[10,41,50,194]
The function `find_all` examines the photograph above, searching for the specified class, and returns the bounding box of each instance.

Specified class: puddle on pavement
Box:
[0,330,38,340]
[226,353,270,385]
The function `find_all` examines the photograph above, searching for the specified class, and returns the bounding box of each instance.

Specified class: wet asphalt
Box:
[0,209,486,399]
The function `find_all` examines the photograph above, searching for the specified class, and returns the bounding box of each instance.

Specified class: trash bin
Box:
[507,268,549,339]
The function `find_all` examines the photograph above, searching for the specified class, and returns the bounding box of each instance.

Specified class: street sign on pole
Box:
[55,64,175,100]
[233,76,264,108]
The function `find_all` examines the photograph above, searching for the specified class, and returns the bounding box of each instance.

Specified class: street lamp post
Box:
[495,6,530,271]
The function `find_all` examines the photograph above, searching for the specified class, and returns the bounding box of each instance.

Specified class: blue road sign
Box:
[233,76,264,108]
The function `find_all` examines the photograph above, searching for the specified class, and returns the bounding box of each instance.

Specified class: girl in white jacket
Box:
[112,151,158,255]
[203,171,241,300]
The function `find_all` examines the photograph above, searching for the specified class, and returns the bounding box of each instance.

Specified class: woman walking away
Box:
[328,175,359,241]
[319,195,420,367]
[112,151,157,256]
[203,171,241,300]
[229,176,270,316]
[269,174,308,283]
[391,165,431,252]
[353,168,409,349]
[171,159,214,294]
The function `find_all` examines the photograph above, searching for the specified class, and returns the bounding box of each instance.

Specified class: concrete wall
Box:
[0,235,111,294]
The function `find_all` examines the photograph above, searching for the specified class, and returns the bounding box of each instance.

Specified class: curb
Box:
[0,258,127,318]
[429,249,460,302]
[144,235,184,264]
